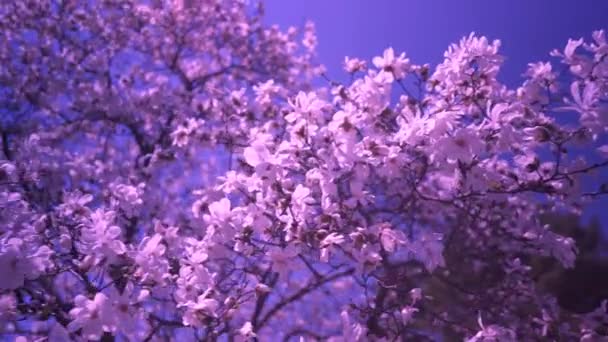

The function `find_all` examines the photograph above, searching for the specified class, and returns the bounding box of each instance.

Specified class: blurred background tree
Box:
[533,214,608,314]
[411,212,608,340]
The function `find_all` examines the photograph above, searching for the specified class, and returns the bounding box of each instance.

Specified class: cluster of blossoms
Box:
[1,0,607,340]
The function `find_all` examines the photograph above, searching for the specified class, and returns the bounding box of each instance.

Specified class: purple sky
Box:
[265,0,608,84]
[264,1,608,227]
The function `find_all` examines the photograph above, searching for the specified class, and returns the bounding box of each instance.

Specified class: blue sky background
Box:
[265,1,608,84]
[264,1,608,229]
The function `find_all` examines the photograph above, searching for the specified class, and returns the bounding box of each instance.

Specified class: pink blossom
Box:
[254,79,280,107]
[400,306,418,325]
[286,91,326,122]
[204,198,232,225]
[372,47,410,80]
[343,57,367,73]
[320,233,345,262]
[338,310,367,341]
[68,293,114,340]
[80,209,126,260]
[238,321,257,340]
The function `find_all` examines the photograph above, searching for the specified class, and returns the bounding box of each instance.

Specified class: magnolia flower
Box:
[81,209,126,259]
[238,321,257,340]
[286,91,325,122]
[467,315,517,342]
[432,33,502,94]
[564,38,584,60]
[171,118,204,147]
[68,293,114,340]
[328,110,355,133]
[254,79,280,107]
[0,162,16,181]
[438,128,483,163]
[0,293,16,324]
[255,283,272,295]
[109,182,145,217]
[291,184,310,209]
[58,191,93,217]
[400,306,418,325]
[243,142,273,168]
[134,233,169,284]
[525,61,556,82]
[302,21,317,51]
[410,288,423,302]
[216,170,243,194]
[175,265,211,304]
[204,198,232,226]
[182,293,219,327]
[344,176,372,209]
[561,81,599,114]
[372,47,410,80]
[379,225,404,253]
[320,233,345,262]
[230,88,248,109]
[183,237,211,265]
[484,102,510,127]
[343,56,366,73]
[514,153,540,173]
[107,284,143,336]
[340,310,367,341]
[0,238,52,290]
[193,293,219,316]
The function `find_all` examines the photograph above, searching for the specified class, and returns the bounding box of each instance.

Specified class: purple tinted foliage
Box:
[0,1,607,341]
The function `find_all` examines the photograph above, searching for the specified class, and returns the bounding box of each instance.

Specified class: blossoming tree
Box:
[1,0,607,341]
